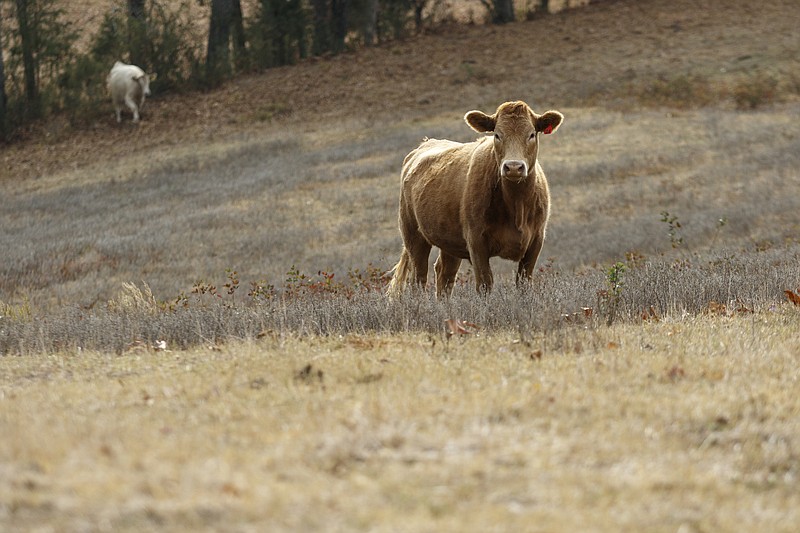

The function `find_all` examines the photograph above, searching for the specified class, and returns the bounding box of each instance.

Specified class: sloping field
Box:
[2,0,800,531]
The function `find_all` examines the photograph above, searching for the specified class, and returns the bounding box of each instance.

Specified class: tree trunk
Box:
[311,0,331,56]
[207,0,234,81]
[331,0,347,52]
[492,0,515,23]
[363,0,378,46]
[231,0,247,69]
[0,7,7,139]
[539,0,550,14]
[412,0,425,31]
[15,0,37,106]
[127,0,146,67]
[292,0,308,59]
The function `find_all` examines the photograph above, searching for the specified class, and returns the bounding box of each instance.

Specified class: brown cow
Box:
[387,101,563,297]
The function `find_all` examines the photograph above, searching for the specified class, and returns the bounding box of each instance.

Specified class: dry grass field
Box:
[3,313,800,532]
[2,0,800,531]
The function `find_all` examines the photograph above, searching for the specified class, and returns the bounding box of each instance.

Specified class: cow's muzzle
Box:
[501,160,528,180]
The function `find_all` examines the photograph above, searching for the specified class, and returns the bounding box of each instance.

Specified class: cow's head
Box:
[134,72,152,98]
[465,101,563,181]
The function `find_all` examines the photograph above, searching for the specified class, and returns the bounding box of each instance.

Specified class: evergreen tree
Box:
[127,0,146,67]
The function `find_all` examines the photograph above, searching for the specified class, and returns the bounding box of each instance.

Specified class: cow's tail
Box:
[386,249,411,298]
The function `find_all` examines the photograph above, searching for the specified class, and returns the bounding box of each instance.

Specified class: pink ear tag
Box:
[543,124,554,135]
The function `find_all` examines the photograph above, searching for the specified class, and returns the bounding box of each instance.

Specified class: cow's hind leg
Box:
[388,218,431,295]
[407,239,432,290]
[397,210,432,291]
[125,95,140,123]
[434,252,462,298]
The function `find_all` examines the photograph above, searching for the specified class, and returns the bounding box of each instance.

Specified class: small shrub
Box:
[0,297,32,321]
[733,75,778,110]
[107,282,158,314]
[248,280,277,302]
[253,102,292,122]
[660,211,685,249]
[710,217,728,247]
[639,74,715,108]
[624,251,647,269]
[453,61,491,84]
[597,261,626,326]
[347,263,391,294]
[58,55,113,126]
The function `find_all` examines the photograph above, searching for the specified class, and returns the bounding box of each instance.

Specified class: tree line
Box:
[0,0,553,141]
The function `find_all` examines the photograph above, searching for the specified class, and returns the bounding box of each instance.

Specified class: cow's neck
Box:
[499,175,536,231]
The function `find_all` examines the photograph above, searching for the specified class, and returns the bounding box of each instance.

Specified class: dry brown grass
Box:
[3,311,800,532]
[2,1,800,530]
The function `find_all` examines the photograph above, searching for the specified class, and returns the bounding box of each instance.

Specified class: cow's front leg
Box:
[467,239,493,294]
[475,261,493,294]
[516,233,544,287]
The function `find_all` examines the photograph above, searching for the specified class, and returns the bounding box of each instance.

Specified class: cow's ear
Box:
[465,110,496,133]
[536,111,564,135]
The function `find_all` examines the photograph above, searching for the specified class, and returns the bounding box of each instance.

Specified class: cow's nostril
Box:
[503,161,526,176]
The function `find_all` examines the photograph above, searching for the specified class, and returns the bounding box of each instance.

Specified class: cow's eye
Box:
[529,132,537,141]
[494,133,502,142]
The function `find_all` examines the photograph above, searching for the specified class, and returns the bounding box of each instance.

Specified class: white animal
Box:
[107,61,151,123]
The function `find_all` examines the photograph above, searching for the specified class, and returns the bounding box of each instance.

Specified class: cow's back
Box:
[108,63,146,104]
[400,138,485,258]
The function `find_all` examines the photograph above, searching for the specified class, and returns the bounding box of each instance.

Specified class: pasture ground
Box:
[2,0,800,531]
[3,311,800,532]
